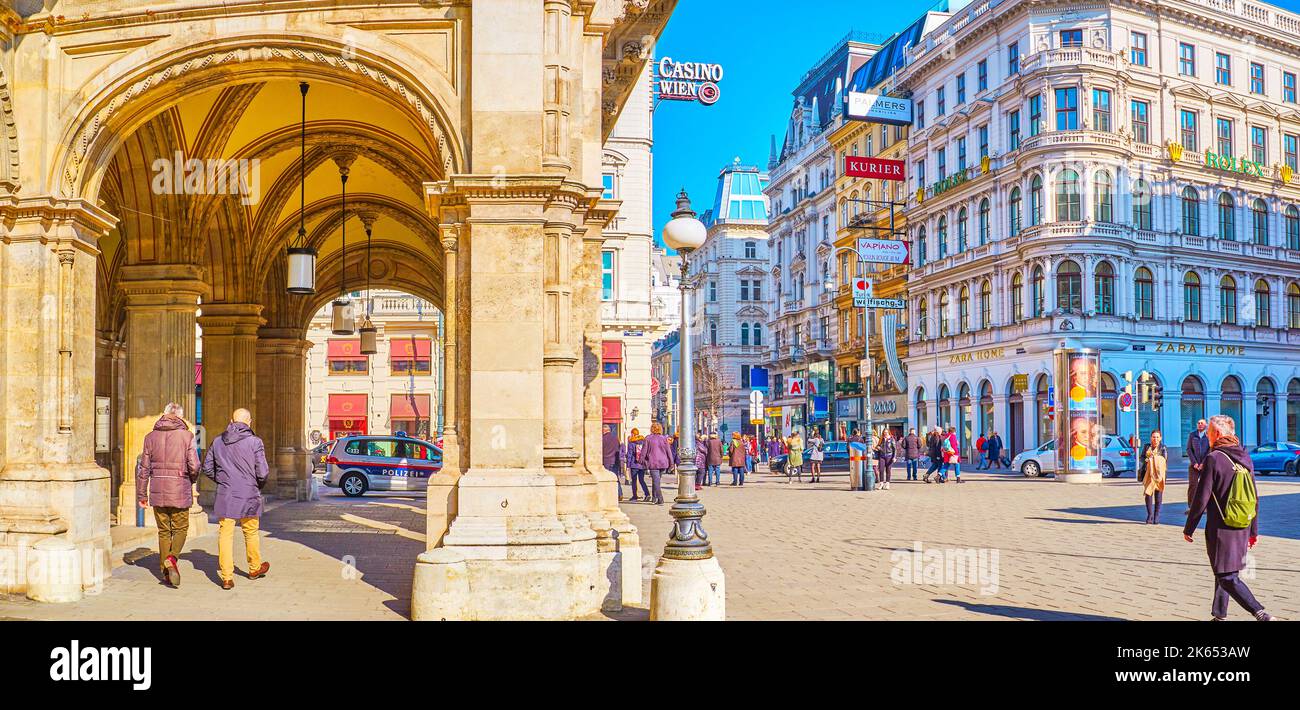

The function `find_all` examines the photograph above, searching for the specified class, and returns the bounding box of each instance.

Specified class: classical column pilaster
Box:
[196,303,264,507]
[424,219,464,549]
[257,329,312,499]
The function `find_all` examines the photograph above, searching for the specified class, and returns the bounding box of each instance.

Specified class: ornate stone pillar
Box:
[425,216,464,549]
[116,264,207,528]
[257,329,312,500]
[0,198,115,595]
[196,303,264,507]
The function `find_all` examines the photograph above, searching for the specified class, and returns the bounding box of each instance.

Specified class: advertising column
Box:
[1054,348,1103,483]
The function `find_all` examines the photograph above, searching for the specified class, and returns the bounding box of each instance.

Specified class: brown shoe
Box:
[165,555,180,587]
[248,562,270,580]
[221,579,234,590]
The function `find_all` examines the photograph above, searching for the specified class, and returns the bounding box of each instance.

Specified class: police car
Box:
[323,432,443,496]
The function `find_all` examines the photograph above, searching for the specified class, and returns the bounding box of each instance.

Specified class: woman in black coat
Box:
[1182,415,1277,621]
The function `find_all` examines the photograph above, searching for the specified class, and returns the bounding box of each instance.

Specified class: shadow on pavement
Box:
[1053,491,1300,541]
[934,599,1126,621]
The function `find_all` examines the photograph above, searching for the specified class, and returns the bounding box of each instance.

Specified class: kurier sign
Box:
[846,92,913,126]
[656,57,723,106]
[845,156,906,182]
[855,238,910,265]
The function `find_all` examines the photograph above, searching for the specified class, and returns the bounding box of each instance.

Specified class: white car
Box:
[1011,435,1135,478]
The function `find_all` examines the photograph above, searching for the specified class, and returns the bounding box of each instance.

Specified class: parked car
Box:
[1248,441,1300,475]
[769,441,851,473]
[1012,435,1135,478]
[311,440,335,474]
[323,433,443,496]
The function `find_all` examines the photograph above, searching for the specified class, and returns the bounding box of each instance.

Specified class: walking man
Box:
[136,402,200,587]
[202,408,270,590]
[1183,415,1278,621]
[902,428,921,481]
[602,424,624,501]
[1185,418,1211,500]
[975,433,988,470]
[923,428,944,483]
[705,432,723,486]
[986,430,1008,469]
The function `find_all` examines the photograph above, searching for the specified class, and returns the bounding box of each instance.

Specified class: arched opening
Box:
[938,384,952,430]
[978,380,994,442]
[1289,378,1300,442]
[1181,375,1206,442]
[1220,375,1243,436]
[915,386,928,432]
[1100,372,1117,436]
[958,382,973,458]
[1257,377,1277,445]
[1035,374,1052,446]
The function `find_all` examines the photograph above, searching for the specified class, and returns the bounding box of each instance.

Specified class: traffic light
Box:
[1151,385,1163,411]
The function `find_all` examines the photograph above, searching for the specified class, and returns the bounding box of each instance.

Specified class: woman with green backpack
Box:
[1182,414,1279,621]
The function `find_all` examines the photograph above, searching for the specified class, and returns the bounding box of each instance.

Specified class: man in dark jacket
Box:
[923,428,944,483]
[1185,418,1210,499]
[1183,415,1277,621]
[602,425,624,501]
[901,428,922,480]
[705,433,724,487]
[136,403,200,587]
[986,431,1008,469]
[203,408,270,589]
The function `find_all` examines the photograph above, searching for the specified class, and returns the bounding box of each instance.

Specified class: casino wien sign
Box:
[656,57,723,105]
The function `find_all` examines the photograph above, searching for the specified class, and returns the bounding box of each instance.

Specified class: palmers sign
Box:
[656,57,723,106]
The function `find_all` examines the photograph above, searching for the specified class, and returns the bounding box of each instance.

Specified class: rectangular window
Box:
[1217,117,1233,157]
[956,73,966,104]
[1092,88,1111,132]
[752,280,762,301]
[601,250,615,301]
[1250,62,1265,94]
[1179,43,1196,76]
[389,339,434,376]
[1055,87,1078,131]
[1215,52,1231,85]
[708,280,717,302]
[937,147,947,180]
[602,341,623,378]
[601,173,615,199]
[978,59,988,91]
[1009,109,1021,149]
[1286,72,1298,103]
[1251,125,1267,164]
[1180,110,1198,152]
[957,137,967,172]
[936,86,946,116]
[1130,32,1148,66]
[741,365,751,388]
[978,124,989,159]
[327,340,369,376]
[1060,29,1083,48]
[328,359,369,375]
[739,279,750,301]
[1131,100,1150,143]
[1029,95,1041,136]
[915,159,926,191]
[1008,41,1020,75]
[1286,133,1298,171]
[917,96,926,129]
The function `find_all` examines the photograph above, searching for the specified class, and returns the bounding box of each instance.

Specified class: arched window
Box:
[1220,275,1237,324]
[1287,206,1300,250]
[1181,375,1206,441]
[850,190,860,218]
[1182,187,1201,235]
[1252,198,1268,245]
[1095,261,1115,315]
[939,290,951,336]
[938,384,952,429]
[978,198,990,245]
[1132,178,1152,230]
[917,226,928,266]
[937,215,949,259]
[1094,170,1113,222]
[709,321,718,345]
[918,297,929,338]
[1100,372,1118,434]
[1184,271,1202,322]
[1218,192,1235,240]
[1056,169,1081,221]
[1035,374,1052,445]
[1135,267,1154,319]
[959,285,970,332]
[1221,375,1243,435]
[1255,279,1271,327]
[1258,378,1277,444]
[840,199,848,226]
[957,206,968,252]
[979,279,992,328]
[1056,260,1082,312]
[741,322,751,346]
[1289,283,1300,328]
[1031,266,1045,317]
[1029,175,1043,226]
[1289,379,1300,442]
[915,386,929,430]
[1009,187,1023,235]
[1011,273,1024,322]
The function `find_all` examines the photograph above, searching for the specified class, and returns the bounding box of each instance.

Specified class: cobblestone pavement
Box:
[3,468,1297,621]
[623,467,1300,620]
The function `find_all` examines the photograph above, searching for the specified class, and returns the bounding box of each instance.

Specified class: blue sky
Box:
[650,0,1300,247]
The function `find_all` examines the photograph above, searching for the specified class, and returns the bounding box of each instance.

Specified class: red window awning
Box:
[327,394,368,418]
[602,396,622,423]
[327,340,366,361]
[390,394,431,419]
[602,341,623,363]
[194,361,202,386]
[390,338,432,361]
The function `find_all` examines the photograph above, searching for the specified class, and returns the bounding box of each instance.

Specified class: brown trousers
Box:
[153,506,190,571]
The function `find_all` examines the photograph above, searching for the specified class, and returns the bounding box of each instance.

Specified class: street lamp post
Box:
[650,189,725,621]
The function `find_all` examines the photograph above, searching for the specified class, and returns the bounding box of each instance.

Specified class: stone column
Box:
[116,264,207,528]
[425,218,464,549]
[257,329,312,500]
[196,303,264,507]
[0,198,114,595]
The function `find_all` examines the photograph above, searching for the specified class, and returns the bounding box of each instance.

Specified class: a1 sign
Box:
[844,156,906,182]
[852,278,873,307]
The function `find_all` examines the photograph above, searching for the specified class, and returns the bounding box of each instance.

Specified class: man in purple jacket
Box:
[202,408,270,589]
[136,403,200,587]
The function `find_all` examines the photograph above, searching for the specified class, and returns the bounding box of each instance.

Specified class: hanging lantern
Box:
[359,316,378,354]
[331,298,355,335]
[286,244,317,294]
[286,82,315,295]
